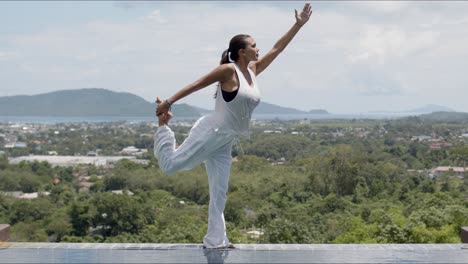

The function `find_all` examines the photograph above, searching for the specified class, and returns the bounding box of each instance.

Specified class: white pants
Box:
[153,117,235,248]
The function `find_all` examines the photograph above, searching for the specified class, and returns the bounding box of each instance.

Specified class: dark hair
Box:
[220,34,251,64]
[215,34,251,98]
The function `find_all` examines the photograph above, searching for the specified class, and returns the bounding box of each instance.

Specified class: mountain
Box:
[0,88,200,117]
[0,88,329,117]
[371,104,455,114]
[405,104,454,113]
[191,105,214,115]
[308,109,329,114]
[254,102,329,115]
[417,111,468,122]
[193,102,329,115]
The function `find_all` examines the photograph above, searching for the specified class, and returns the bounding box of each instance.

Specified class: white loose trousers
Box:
[153,116,235,248]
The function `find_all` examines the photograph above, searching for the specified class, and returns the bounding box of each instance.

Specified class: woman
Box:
[154,3,312,249]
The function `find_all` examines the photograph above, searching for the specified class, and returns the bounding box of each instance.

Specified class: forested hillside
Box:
[0,118,467,243]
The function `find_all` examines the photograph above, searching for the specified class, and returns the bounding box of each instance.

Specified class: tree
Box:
[9,198,53,224]
[0,156,8,170]
[328,145,359,196]
[449,146,468,193]
[45,209,72,242]
[262,217,320,243]
[69,201,92,236]
[11,222,48,242]
[103,174,128,191]
[90,193,153,237]
[352,177,369,203]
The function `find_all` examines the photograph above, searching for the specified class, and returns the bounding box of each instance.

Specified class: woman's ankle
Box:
[158,113,168,126]
[157,111,173,126]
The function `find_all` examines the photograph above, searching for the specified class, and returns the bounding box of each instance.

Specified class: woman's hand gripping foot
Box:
[156,96,173,126]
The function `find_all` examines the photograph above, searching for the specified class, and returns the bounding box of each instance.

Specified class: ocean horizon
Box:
[0,112,423,124]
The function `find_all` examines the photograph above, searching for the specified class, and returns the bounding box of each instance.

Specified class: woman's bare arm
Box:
[251,3,312,76]
[156,64,233,116]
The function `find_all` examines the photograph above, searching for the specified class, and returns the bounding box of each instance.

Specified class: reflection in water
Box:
[203,248,230,264]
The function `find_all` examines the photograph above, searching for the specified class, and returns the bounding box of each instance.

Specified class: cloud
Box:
[347,65,405,96]
[0,51,16,61]
[347,25,439,65]
[141,9,167,24]
[112,1,156,10]
[354,1,410,14]
[1,2,468,113]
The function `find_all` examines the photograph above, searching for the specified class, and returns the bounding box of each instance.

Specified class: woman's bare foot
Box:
[156,96,163,106]
[158,111,173,126]
[155,96,173,126]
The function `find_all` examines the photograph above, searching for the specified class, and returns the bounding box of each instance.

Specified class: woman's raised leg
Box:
[154,109,217,174]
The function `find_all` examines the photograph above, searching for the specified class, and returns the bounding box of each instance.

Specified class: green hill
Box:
[0,88,330,117]
[0,88,200,117]
[418,111,468,121]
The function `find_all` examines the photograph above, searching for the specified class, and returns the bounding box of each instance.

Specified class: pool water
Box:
[0,243,467,263]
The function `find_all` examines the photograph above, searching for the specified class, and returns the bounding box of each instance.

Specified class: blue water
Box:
[0,113,417,124]
[0,243,466,263]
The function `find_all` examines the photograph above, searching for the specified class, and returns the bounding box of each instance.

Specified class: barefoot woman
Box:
[154,3,312,249]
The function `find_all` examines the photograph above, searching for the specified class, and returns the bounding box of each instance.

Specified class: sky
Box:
[1,1,467,114]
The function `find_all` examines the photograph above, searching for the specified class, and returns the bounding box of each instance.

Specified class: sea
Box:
[0,113,423,124]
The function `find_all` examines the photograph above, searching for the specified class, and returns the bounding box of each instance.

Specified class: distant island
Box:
[404,104,454,113]
[370,104,454,114]
[0,88,329,117]
[308,109,329,114]
[416,111,468,121]
[254,102,328,115]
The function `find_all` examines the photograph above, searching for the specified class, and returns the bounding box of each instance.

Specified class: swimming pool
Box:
[0,243,467,263]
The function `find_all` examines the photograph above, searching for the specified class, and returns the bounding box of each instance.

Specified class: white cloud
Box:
[347,25,439,65]
[0,51,16,61]
[141,9,167,24]
[350,1,410,14]
[347,65,405,96]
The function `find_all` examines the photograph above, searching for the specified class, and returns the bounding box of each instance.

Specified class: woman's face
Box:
[242,37,259,62]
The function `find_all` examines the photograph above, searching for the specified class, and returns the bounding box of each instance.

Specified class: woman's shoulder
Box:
[214,63,236,83]
[218,63,236,77]
[220,62,236,72]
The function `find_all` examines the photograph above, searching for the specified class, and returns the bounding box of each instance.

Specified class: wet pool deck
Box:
[1,243,467,263]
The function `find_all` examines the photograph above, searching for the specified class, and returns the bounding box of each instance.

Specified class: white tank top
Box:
[207,62,261,138]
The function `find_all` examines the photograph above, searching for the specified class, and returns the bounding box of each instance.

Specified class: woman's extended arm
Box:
[251,3,313,76]
[156,64,233,116]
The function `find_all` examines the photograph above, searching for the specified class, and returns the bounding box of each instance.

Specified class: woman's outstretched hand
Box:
[295,3,313,27]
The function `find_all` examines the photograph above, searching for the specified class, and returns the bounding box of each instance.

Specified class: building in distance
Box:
[8,155,148,167]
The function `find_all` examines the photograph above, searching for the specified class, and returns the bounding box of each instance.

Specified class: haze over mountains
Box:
[0,88,460,117]
[0,89,197,117]
[0,88,327,117]
[371,104,454,114]
[193,102,328,115]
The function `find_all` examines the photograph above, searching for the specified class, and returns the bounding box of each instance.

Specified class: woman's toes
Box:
[156,96,163,105]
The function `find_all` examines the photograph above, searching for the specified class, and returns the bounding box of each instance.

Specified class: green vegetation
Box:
[0,117,467,243]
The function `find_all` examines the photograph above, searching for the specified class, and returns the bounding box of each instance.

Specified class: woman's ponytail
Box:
[214,34,251,99]
[215,49,231,98]
[220,49,230,65]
